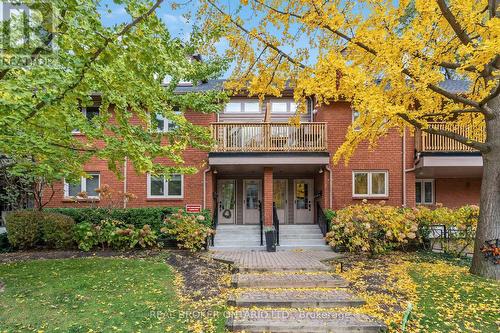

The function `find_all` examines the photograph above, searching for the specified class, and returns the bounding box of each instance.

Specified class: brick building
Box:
[43,79,482,248]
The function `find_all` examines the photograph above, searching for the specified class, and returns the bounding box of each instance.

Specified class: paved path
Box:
[210,250,341,271]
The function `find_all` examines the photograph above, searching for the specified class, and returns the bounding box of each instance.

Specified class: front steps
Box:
[211,224,330,251]
[223,256,386,332]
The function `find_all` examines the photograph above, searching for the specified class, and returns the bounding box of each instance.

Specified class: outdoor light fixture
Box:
[213,169,218,174]
[318,168,323,174]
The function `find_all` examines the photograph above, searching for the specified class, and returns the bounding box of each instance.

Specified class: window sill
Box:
[352,196,389,200]
[146,197,184,201]
[62,198,100,203]
[72,132,85,137]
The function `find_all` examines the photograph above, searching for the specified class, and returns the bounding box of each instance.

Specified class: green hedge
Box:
[46,207,212,232]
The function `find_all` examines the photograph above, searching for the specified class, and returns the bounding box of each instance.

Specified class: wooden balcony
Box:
[210,122,328,152]
[416,122,485,153]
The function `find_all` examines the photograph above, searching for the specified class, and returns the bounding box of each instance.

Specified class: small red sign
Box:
[185,204,202,213]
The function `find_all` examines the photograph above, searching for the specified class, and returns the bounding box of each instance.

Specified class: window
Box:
[73,106,100,133]
[353,171,388,197]
[270,99,299,113]
[352,110,361,131]
[224,99,260,113]
[154,110,181,132]
[416,179,434,204]
[147,174,183,198]
[64,173,100,198]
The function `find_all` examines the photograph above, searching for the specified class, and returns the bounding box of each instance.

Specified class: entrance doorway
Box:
[273,179,288,224]
[293,179,314,224]
[243,179,261,224]
[218,180,236,224]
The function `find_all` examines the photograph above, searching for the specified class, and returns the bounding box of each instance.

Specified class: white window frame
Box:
[224,99,261,113]
[147,174,184,199]
[270,99,296,113]
[72,106,100,134]
[416,179,434,205]
[155,111,182,133]
[352,171,389,198]
[64,173,101,199]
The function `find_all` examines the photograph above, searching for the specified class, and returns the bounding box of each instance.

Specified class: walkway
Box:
[210,250,387,332]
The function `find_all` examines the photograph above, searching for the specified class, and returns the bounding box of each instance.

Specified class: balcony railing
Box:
[211,122,327,152]
[417,122,485,152]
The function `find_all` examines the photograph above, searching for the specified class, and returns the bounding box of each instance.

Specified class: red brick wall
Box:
[435,178,481,208]
[43,110,215,209]
[315,102,416,210]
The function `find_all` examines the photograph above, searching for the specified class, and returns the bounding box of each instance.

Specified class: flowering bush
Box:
[326,201,418,255]
[73,219,159,251]
[161,209,214,252]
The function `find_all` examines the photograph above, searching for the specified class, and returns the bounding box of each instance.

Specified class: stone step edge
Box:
[227,297,366,308]
[231,276,349,288]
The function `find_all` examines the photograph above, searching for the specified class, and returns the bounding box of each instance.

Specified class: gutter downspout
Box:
[325,165,333,209]
[203,166,211,209]
[123,157,128,208]
[403,130,418,207]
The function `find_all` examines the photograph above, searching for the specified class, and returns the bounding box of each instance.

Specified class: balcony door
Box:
[218,180,236,224]
[293,179,314,224]
[243,179,261,224]
[273,179,288,224]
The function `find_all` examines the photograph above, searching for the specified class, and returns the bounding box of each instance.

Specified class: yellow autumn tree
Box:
[195,0,499,279]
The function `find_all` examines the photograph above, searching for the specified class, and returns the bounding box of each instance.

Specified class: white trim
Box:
[64,173,101,199]
[270,98,296,113]
[416,179,435,205]
[224,99,261,113]
[352,171,389,198]
[154,111,181,133]
[147,174,184,199]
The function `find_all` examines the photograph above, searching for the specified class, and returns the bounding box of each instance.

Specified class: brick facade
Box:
[42,98,480,213]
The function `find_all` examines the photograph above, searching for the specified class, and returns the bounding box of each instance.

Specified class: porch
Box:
[207,162,331,250]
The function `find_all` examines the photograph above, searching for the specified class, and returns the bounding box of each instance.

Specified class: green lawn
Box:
[0,257,189,332]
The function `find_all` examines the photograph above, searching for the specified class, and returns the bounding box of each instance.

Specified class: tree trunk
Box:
[470,95,500,280]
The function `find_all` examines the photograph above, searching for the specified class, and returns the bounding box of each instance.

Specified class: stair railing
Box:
[316,202,329,237]
[259,200,263,246]
[273,202,280,246]
[208,206,218,248]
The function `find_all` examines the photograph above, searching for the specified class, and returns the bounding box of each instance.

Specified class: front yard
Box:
[335,252,499,333]
[0,252,229,333]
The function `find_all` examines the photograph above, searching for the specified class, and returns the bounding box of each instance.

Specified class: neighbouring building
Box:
[42,79,482,249]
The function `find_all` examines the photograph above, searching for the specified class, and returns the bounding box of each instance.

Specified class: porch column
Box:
[263,167,273,226]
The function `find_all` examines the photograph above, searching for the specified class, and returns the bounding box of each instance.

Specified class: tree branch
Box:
[436,0,473,45]
[24,0,164,120]
[397,113,489,152]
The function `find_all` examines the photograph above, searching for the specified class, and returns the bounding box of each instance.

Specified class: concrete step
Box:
[211,246,265,251]
[277,245,332,251]
[232,272,349,288]
[279,239,326,245]
[227,310,386,333]
[280,234,324,239]
[228,289,365,308]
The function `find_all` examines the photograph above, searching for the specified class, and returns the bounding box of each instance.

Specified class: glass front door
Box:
[293,179,314,224]
[243,179,261,224]
[218,180,235,224]
[273,179,287,224]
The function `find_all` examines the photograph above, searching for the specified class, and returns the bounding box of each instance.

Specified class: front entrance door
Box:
[273,179,287,224]
[293,179,314,224]
[218,180,236,224]
[243,179,261,224]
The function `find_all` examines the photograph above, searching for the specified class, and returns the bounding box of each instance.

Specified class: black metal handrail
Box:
[316,202,329,237]
[273,202,280,246]
[209,206,218,247]
[259,200,263,246]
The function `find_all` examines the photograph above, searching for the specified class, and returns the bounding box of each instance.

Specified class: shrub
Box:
[326,202,418,255]
[47,207,212,232]
[0,233,12,253]
[161,209,214,252]
[5,211,43,249]
[73,219,159,251]
[41,213,75,248]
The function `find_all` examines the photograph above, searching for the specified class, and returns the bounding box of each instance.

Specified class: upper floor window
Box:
[270,99,297,113]
[225,99,260,113]
[352,110,361,131]
[154,110,181,132]
[353,171,388,197]
[147,174,183,198]
[64,173,100,198]
[73,106,100,134]
[416,179,434,204]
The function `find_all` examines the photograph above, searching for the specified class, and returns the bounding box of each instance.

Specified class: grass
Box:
[336,251,499,333]
[0,257,189,332]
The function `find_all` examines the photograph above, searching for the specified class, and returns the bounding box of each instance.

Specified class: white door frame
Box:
[293,179,314,224]
[273,179,288,224]
[242,179,262,224]
[218,179,236,224]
